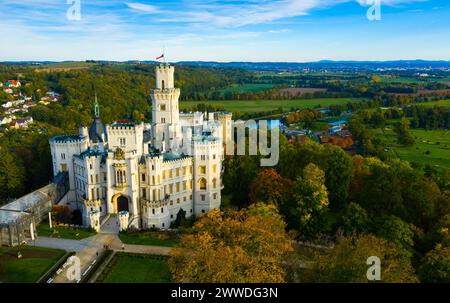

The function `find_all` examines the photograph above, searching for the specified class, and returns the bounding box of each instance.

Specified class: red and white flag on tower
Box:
[156,54,164,60]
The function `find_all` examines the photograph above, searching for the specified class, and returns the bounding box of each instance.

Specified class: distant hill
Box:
[2,59,450,72]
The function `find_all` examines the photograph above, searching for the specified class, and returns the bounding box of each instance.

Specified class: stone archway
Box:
[112,194,130,213]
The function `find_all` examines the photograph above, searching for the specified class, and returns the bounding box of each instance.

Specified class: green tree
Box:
[283,163,329,238]
[419,244,450,283]
[297,234,418,283]
[340,202,370,234]
[394,117,415,146]
[0,148,26,200]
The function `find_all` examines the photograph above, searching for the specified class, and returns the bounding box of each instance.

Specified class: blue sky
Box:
[0,0,449,61]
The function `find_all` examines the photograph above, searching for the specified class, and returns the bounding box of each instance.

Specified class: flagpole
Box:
[163,45,166,64]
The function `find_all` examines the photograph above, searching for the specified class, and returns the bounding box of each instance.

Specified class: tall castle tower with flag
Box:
[49,64,232,231]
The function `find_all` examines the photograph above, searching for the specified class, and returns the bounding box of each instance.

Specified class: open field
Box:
[119,231,179,247]
[218,83,276,94]
[180,98,361,113]
[378,128,450,169]
[380,76,427,84]
[414,99,450,108]
[37,223,96,240]
[0,246,65,283]
[98,253,171,283]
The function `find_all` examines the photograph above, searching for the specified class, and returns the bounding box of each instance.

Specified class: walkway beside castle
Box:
[27,216,172,283]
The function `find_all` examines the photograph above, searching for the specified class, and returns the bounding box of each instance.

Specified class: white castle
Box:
[49,64,232,231]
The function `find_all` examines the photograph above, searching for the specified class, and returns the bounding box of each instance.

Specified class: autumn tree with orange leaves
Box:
[168,203,294,283]
[249,168,293,205]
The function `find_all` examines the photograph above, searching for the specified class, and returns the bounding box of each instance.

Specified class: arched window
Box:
[199,178,207,190]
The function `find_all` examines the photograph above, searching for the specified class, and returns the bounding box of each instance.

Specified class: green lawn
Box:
[98,253,171,283]
[37,223,96,240]
[180,98,361,113]
[378,128,450,169]
[0,246,66,283]
[119,230,179,247]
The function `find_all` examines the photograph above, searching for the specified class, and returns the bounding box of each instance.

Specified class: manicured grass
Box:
[0,246,65,283]
[99,253,171,283]
[119,231,179,247]
[37,223,96,240]
[377,128,450,169]
[180,98,361,113]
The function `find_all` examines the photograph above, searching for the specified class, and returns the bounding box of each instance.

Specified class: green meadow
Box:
[378,128,450,169]
[179,98,361,113]
[415,99,450,108]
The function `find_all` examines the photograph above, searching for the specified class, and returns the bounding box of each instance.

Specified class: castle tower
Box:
[88,94,108,150]
[150,64,182,152]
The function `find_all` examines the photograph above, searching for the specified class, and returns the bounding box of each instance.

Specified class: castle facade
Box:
[49,64,232,231]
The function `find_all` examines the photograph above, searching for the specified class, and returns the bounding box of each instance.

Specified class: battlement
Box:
[50,134,84,144]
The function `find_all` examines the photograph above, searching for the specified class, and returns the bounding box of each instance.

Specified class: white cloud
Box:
[125,2,160,14]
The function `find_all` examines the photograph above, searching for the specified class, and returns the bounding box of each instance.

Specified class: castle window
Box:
[162,80,165,90]
[161,208,164,213]
[142,174,146,182]
[169,184,173,194]
[169,170,173,178]
[177,198,180,204]
[213,154,216,160]
[171,215,173,219]
[161,118,166,123]
[96,175,99,183]
[142,189,147,199]
[61,164,68,172]
[201,195,205,201]
[90,164,92,169]
[100,207,102,212]
[162,171,166,180]
[199,166,206,174]
[183,181,187,191]
[176,183,180,192]
[213,193,217,200]
[212,165,217,173]
[162,223,165,228]
[183,196,187,202]
[161,104,166,111]
[190,209,193,213]
[61,153,66,160]
[152,209,155,215]
[120,138,126,146]
[212,178,217,189]
[202,210,205,214]
[103,173,107,181]
[176,168,180,177]
[182,167,186,175]
[90,175,93,183]
[199,178,207,190]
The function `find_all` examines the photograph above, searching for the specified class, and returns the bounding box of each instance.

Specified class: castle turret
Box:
[151,64,182,152]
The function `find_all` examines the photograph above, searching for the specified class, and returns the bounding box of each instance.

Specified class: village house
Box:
[6,80,21,88]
